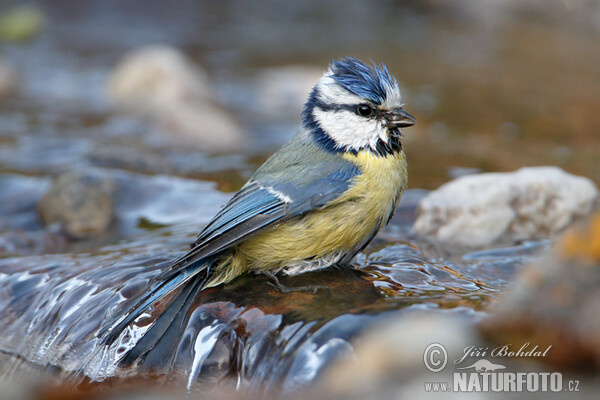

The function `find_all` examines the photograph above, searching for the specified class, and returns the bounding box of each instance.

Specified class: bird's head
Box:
[302,57,415,156]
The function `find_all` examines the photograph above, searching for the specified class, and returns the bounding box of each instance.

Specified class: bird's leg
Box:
[262,271,326,294]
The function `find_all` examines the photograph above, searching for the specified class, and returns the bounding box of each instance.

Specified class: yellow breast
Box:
[337,149,408,211]
[207,150,408,285]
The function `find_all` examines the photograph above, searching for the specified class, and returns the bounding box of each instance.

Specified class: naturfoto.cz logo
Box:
[423,342,580,393]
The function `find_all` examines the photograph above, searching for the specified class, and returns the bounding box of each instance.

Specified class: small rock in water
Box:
[107,45,243,151]
[481,212,600,371]
[414,167,598,248]
[37,171,116,239]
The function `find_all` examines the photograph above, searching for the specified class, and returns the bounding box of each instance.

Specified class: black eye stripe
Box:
[314,100,380,117]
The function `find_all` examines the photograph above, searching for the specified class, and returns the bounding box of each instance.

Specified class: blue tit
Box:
[100,57,415,345]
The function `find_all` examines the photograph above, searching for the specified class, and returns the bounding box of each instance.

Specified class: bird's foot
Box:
[262,271,326,294]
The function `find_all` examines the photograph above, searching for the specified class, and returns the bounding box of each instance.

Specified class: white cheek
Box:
[316,76,364,105]
[313,108,387,151]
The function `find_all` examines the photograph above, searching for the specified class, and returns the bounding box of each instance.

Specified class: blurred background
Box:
[0,1,599,398]
[1,0,598,189]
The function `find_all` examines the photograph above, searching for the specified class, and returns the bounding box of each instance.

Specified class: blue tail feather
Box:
[119,275,206,367]
[99,258,213,345]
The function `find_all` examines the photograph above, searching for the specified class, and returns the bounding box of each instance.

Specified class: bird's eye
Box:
[356,104,374,117]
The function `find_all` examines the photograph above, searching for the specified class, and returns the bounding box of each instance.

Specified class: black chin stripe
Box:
[373,133,402,156]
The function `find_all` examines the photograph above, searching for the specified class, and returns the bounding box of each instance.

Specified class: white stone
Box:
[107,45,242,151]
[414,167,598,248]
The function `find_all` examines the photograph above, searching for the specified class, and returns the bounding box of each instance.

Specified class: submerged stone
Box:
[37,171,116,239]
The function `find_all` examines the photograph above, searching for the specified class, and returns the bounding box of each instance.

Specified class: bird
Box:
[99,57,416,349]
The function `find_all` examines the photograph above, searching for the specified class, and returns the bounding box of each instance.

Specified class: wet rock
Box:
[252,65,323,119]
[37,171,116,239]
[481,212,600,371]
[323,312,479,398]
[0,168,227,254]
[107,45,243,151]
[414,167,598,248]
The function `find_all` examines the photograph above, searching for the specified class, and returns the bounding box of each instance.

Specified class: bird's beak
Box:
[388,108,416,128]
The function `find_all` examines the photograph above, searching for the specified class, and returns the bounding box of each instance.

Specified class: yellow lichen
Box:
[559,212,600,264]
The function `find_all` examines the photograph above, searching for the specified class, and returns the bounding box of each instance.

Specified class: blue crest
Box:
[329,57,398,104]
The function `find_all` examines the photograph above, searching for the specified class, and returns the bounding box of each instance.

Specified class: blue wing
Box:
[174,159,361,266]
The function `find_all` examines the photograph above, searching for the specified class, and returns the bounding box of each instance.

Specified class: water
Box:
[0,0,595,395]
[0,187,549,392]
